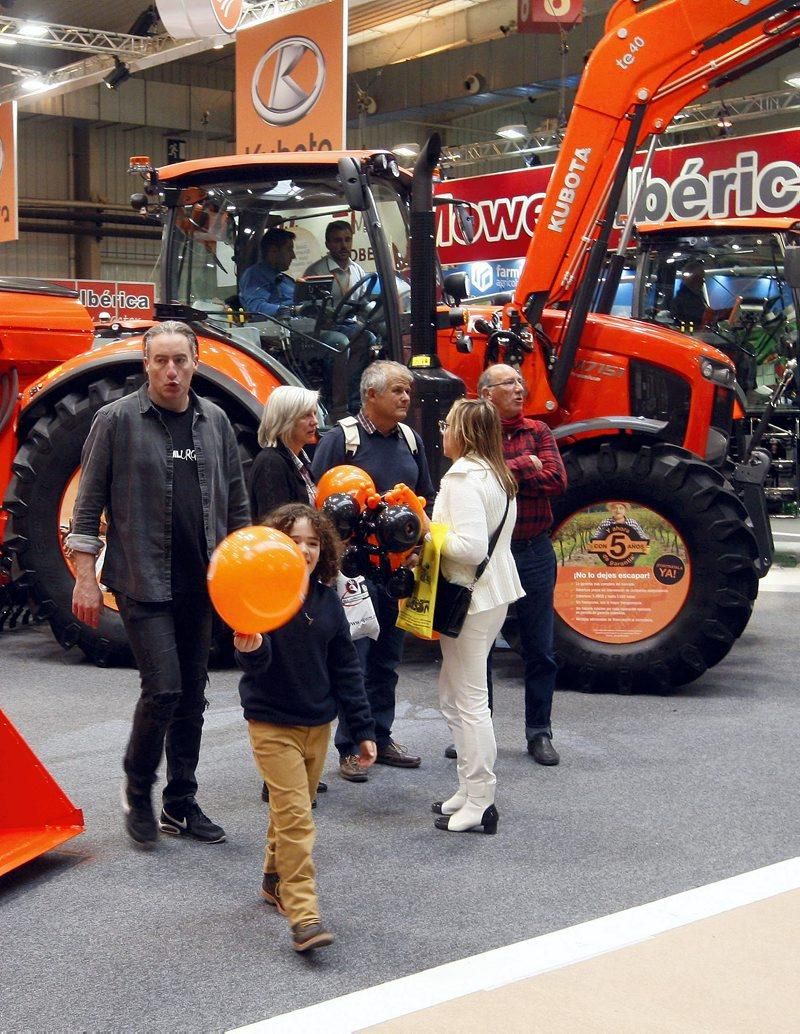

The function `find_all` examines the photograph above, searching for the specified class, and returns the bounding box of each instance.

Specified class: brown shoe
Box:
[292,921,334,952]
[339,755,369,782]
[375,741,421,768]
[261,872,287,916]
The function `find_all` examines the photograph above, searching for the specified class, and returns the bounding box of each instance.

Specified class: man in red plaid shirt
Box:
[479,364,567,765]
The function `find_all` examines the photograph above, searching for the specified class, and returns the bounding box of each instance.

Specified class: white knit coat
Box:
[432,455,524,614]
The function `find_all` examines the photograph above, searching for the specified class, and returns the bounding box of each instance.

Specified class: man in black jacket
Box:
[68,321,250,848]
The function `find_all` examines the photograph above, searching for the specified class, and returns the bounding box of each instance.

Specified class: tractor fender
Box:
[17,334,289,434]
[552,416,669,441]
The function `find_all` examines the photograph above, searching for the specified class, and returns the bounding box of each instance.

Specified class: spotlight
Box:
[128,6,160,36]
[104,58,131,90]
[497,124,527,140]
[716,103,732,136]
[392,143,420,159]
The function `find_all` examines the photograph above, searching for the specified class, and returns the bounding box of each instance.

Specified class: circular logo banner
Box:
[553,500,691,645]
[251,37,326,126]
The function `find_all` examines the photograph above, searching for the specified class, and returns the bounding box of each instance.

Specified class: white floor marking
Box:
[228,856,800,1034]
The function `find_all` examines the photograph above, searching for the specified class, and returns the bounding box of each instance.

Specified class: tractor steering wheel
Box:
[330,273,382,334]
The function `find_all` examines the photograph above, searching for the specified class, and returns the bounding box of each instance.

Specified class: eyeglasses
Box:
[486,377,524,390]
[438,420,448,432]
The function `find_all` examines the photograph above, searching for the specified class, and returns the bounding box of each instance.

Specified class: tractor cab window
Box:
[636,231,798,395]
[163,173,411,419]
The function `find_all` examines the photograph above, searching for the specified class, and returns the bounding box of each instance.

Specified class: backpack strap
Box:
[397,422,418,455]
[338,417,418,457]
[338,416,361,457]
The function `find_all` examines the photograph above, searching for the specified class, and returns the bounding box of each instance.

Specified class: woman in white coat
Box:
[430,398,523,835]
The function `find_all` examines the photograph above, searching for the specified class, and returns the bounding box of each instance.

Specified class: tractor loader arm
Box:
[515,0,800,325]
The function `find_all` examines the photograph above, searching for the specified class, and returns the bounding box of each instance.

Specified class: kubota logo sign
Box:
[251,37,326,126]
[155,0,242,37]
[211,0,242,33]
[235,0,345,152]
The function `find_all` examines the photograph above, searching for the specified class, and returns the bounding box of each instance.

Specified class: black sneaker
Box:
[121,783,158,848]
[159,799,226,843]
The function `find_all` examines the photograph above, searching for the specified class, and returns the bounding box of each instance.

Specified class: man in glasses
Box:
[478,364,567,765]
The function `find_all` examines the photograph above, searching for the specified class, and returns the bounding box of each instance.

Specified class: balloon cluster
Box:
[316,465,426,599]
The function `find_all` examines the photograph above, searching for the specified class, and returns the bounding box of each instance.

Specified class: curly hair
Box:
[263,503,341,584]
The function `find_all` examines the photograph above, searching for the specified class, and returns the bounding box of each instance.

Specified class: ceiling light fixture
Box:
[127,5,160,36]
[496,124,527,140]
[785,72,800,88]
[20,75,47,92]
[0,34,17,47]
[393,143,420,158]
[16,21,48,39]
[103,58,132,90]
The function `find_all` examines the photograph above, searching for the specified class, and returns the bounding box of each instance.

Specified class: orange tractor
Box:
[2,0,798,692]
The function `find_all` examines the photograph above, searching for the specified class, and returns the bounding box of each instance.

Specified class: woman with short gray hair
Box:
[249,385,320,521]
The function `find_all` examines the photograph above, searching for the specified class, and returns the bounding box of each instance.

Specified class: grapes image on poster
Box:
[553,500,690,645]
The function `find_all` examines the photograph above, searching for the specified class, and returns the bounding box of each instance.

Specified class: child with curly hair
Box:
[235,503,376,952]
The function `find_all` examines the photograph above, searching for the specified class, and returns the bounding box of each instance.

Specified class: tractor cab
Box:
[624,220,800,401]
[132,152,414,420]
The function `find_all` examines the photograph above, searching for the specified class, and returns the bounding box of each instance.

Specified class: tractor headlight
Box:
[699,357,735,387]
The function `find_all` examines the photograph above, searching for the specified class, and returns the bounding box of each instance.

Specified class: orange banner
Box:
[236,0,346,154]
[0,102,18,244]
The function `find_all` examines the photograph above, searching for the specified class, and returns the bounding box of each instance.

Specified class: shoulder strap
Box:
[338,416,360,457]
[338,417,418,458]
[473,497,511,584]
[397,422,418,455]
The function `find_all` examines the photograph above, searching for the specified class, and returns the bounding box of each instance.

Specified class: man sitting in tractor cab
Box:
[304,220,378,414]
[240,227,351,417]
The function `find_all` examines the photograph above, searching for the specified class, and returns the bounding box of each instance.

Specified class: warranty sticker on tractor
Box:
[553,501,690,644]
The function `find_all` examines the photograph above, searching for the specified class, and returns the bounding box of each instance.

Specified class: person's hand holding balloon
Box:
[233,632,263,653]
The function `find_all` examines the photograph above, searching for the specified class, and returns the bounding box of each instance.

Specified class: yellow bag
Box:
[395,522,448,640]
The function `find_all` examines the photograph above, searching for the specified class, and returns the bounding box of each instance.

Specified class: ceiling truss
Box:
[439,89,800,171]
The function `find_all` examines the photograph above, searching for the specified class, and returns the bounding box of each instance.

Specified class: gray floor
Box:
[1,570,799,1033]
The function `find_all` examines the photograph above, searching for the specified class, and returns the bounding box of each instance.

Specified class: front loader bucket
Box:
[0,708,84,877]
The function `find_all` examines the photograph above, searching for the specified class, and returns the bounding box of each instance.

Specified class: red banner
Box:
[52,280,155,322]
[518,0,583,34]
[436,127,800,265]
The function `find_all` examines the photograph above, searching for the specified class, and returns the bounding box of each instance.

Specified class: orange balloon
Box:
[207,526,309,634]
[316,464,376,509]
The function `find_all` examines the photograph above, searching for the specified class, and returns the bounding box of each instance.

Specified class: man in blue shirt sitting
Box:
[241,227,350,416]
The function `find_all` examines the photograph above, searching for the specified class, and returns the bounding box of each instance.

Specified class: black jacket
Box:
[236,579,375,742]
[248,441,312,522]
[67,384,250,602]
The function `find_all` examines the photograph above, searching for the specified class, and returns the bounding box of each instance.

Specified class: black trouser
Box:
[117,592,213,809]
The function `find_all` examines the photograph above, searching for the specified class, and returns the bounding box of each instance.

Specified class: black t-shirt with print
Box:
[154,402,207,594]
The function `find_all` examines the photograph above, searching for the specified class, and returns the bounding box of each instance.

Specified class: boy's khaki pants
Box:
[247,720,331,927]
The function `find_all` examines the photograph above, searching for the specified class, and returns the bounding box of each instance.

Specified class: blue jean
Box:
[335,582,404,754]
[506,534,558,740]
[117,592,212,808]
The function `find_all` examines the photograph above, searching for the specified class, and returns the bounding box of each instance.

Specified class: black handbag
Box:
[432,499,511,638]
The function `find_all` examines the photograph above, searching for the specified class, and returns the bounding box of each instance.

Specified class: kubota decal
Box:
[548,148,592,233]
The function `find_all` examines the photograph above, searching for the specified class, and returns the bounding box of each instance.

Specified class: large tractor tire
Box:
[546,440,759,694]
[4,374,258,667]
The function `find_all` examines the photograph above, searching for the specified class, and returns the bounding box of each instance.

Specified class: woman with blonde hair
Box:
[430,398,523,835]
[248,385,319,521]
